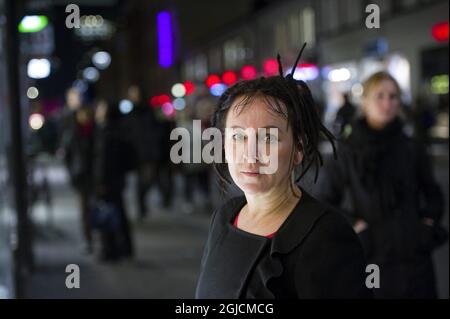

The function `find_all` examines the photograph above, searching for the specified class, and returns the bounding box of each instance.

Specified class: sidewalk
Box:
[26,165,212,298]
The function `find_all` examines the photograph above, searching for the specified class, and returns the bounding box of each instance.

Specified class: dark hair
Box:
[212,75,336,194]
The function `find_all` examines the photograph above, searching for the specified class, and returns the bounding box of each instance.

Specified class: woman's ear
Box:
[293,144,303,165]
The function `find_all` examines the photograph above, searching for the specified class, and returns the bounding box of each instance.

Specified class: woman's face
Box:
[224,96,302,195]
[363,80,401,128]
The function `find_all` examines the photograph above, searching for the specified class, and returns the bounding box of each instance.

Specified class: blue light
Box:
[119,99,134,114]
[210,83,227,97]
[173,98,186,110]
[157,11,173,68]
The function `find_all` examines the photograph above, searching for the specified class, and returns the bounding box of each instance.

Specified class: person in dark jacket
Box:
[61,94,95,254]
[334,92,356,138]
[195,47,372,299]
[94,100,134,261]
[126,85,153,219]
[315,71,447,298]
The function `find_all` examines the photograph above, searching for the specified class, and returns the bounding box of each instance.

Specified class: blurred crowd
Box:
[55,85,214,262]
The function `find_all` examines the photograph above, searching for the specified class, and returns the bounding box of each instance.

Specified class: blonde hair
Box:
[362,71,401,97]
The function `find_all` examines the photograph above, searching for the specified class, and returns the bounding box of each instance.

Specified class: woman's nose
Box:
[242,136,259,163]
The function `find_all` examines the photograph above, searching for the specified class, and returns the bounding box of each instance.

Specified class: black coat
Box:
[195,190,373,299]
[94,120,133,198]
[314,118,447,298]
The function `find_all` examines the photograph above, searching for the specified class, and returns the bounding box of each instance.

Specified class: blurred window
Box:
[320,0,339,33]
[301,7,316,46]
[341,0,362,27]
[194,54,208,82]
[223,38,244,70]
[369,0,392,16]
[209,47,222,73]
[289,13,301,45]
[183,58,195,81]
[274,20,288,54]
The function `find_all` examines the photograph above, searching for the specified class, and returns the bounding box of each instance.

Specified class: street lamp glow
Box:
[29,113,45,130]
[83,67,99,82]
[328,68,351,82]
[19,15,48,33]
[119,99,134,114]
[171,83,186,98]
[92,51,111,70]
[27,59,51,79]
[173,98,186,110]
[27,87,39,99]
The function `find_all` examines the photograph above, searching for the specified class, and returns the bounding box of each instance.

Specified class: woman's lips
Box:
[241,171,260,177]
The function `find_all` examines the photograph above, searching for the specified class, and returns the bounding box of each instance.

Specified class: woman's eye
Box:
[389,93,399,101]
[232,133,245,141]
[261,134,278,144]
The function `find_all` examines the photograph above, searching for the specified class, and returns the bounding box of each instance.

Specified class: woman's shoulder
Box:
[292,195,370,298]
[308,198,359,242]
[287,191,359,249]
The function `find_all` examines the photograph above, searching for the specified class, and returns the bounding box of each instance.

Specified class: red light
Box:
[149,96,160,108]
[158,94,171,105]
[432,21,449,42]
[240,65,257,80]
[299,63,316,68]
[183,81,195,95]
[150,94,171,108]
[222,71,238,86]
[263,59,278,76]
[206,74,221,88]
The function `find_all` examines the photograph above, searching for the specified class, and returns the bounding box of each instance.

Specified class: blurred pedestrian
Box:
[156,117,176,209]
[333,92,356,138]
[93,100,135,262]
[126,85,160,219]
[315,71,448,298]
[60,88,95,254]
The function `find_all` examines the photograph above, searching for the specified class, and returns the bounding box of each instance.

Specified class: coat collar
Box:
[219,189,328,255]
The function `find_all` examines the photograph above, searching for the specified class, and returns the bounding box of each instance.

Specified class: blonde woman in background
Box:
[316,71,447,298]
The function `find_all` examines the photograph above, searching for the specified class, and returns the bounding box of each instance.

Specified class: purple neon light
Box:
[157,11,173,68]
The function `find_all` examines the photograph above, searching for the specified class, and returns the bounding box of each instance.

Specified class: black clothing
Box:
[94,119,134,260]
[126,107,174,216]
[315,117,447,298]
[334,101,356,136]
[61,109,95,192]
[61,107,95,249]
[196,190,372,299]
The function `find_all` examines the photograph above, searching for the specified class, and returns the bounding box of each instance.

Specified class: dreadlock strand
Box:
[290,42,307,78]
[277,53,284,77]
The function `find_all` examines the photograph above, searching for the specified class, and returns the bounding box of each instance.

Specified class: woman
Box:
[195,50,372,299]
[316,72,447,298]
